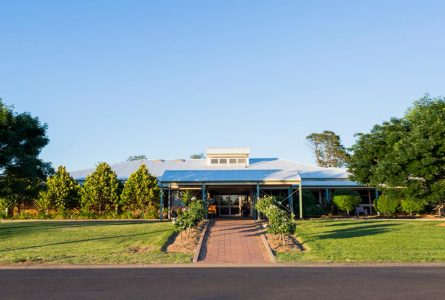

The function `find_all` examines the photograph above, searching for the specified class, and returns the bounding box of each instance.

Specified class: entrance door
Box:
[217,194,245,216]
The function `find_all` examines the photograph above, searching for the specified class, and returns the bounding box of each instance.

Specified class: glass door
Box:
[217,194,244,216]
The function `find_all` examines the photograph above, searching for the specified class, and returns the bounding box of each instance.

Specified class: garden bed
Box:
[265,233,304,253]
[166,221,207,253]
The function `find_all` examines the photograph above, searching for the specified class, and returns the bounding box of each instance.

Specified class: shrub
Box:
[300,190,324,217]
[173,199,206,237]
[255,196,296,244]
[401,198,425,215]
[375,194,400,216]
[332,190,361,215]
[81,162,120,215]
[120,164,159,213]
[37,166,81,216]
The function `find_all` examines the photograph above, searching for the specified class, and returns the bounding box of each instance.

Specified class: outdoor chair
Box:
[355,206,368,217]
[208,204,217,218]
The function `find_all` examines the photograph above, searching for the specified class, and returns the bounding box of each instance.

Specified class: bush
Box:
[401,198,425,215]
[81,162,120,215]
[256,196,296,244]
[173,199,206,237]
[332,190,361,215]
[300,190,324,217]
[375,194,400,216]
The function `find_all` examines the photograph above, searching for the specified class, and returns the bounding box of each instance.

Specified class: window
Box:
[229,158,237,164]
[211,158,218,164]
[238,158,246,164]
[219,158,227,164]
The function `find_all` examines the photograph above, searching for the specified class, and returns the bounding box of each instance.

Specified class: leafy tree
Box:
[0,100,53,214]
[120,164,159,216]
[37,166,81,215]
[127,155,147,161]
[332,190,361,215]
[81,162,120,214]
[349,95,445,213]
[306,131,349,167]
[190,153,206,159]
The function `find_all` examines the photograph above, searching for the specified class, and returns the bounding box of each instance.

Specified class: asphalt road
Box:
[1,266,444,300]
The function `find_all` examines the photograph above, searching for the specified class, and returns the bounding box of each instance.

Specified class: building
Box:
[70,147,377,219]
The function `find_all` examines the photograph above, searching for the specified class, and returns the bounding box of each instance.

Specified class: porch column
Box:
[299,183,303,219]
[256,183,261,221]
[325,188,330,205]
[167,187,171,220]
[288,186,294,214]
[159,184,164,221]
[375,189,379,200]
[202,183,207,218]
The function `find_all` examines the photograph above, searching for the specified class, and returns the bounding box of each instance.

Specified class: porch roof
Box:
[159,169,301,184]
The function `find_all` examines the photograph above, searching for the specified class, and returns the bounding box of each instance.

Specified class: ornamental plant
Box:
[375,193,400,216]
[332,190,361,215]
[120,164,159,217]
[256,196,296,245]
[37,165,81,216]
[401,198,425,215]
[81,162,120,215]
[173,197,206,238]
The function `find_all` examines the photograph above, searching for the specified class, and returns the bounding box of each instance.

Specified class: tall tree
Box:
[190,153,205,159]
[0,99,53,213]
[81,162,120,214]
[306,131,348,167]
[120,164,159,213]
[127,155,147,161]
[349,95,445,213]
[37,166,81,214]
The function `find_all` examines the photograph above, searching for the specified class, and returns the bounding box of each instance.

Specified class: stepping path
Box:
[199,218,269,264]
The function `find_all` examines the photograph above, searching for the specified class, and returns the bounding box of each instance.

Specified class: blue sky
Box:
[1,0,444,171]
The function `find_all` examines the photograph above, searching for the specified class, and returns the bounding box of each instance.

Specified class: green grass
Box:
[0,220,191,264]
[278,219,445,263]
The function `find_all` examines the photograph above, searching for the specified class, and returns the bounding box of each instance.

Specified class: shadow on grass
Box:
[0,229,170,252]
[0,220,160,236]
[316,223,399,240]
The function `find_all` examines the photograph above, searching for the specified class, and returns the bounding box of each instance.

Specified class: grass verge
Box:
[0,220,191,264]
[277,219,445,263]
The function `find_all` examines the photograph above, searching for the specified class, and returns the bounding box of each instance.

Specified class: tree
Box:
[332,190,361,215]
[190,153,205,159]
[120,164,159,216]
[37,166,81,215]
[349,95,445,213]
[81,162,120,214]
[127,155,147,161]
[0,99,53,214]
[306,131,349,167]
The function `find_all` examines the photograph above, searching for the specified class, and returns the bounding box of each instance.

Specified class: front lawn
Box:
[0,220,191,264]
[278,219,445,263]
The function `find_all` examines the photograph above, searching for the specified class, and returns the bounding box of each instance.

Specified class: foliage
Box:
[400,198,425,215]
[81,163,120,214]
[332,190,361,215]
[37,166,81,215]
[173,199,206,237]
[180,190,193,207]
[256,196,297,244]
[301,190,324,217]
[0,99,53,214]
[306,130,349,167]
[190,153,206,159]
[349,95,445,214]
[375,193,400,216]
[120,164,159,217]
[126,155,147,161]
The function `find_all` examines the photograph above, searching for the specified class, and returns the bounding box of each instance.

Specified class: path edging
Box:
[255,222,277,263]
[193,220,210,263]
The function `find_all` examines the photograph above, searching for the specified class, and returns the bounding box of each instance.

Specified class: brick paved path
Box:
[199,218,269,264]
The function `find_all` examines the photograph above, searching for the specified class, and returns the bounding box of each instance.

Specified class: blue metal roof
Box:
[159,169,301,183]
